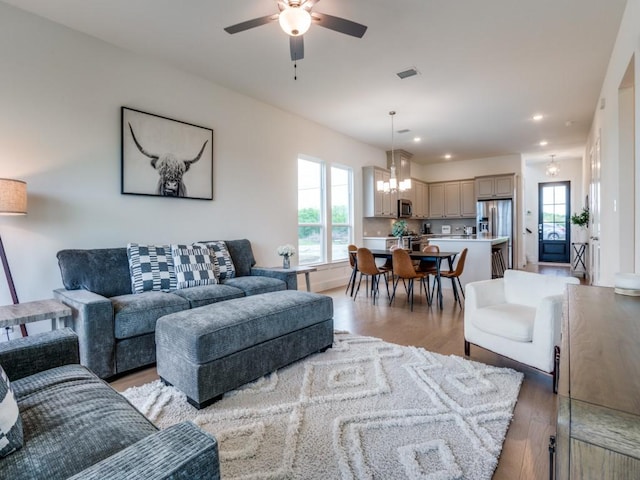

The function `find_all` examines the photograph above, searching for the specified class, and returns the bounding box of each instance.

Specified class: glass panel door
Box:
[539,181,570,263]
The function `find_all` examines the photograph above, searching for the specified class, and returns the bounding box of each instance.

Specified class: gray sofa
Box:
[0,328,219,479]
[54,239,297,379]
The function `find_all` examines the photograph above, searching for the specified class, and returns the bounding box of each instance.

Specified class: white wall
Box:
[0,3,385,336]
[522,158,584,264]
[584,0,640,285]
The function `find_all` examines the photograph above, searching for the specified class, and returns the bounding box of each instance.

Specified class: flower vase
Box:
[397,237,404,249]
[282,255,290,269]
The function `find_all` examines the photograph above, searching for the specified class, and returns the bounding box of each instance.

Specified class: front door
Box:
[539,181,570,263]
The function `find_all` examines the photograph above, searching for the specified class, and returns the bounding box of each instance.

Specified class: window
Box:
[298,158,352,265]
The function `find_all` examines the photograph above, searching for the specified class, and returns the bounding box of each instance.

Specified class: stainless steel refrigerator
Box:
[477,199,513,268]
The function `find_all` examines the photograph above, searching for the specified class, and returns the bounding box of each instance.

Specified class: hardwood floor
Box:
[111,264,580,479]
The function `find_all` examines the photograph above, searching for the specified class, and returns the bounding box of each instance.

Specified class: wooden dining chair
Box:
[345,244,358,296]
[353,247,389,304]
[437,247,468,308]
[389,248,429,311]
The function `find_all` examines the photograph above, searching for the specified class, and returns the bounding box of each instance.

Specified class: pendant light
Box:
[376,111,411,193]
[546,154,560,177]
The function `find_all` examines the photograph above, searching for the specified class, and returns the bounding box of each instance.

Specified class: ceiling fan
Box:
[224,0,367,61]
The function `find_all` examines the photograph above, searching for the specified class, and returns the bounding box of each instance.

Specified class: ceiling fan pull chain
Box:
[294,60,298,80]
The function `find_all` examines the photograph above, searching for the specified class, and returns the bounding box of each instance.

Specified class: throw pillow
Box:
[194,241,236,281]
[0,364,23,458]
[127,243,177,294]
[171,244,219,289]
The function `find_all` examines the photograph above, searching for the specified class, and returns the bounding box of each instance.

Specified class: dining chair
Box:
[353,247,389,304]
[416,244,440,303]
[389,248,429,311]
[437,247,468,308]
[345,244,358,296]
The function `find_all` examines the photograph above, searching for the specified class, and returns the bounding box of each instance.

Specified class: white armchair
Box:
[464,269,579,392]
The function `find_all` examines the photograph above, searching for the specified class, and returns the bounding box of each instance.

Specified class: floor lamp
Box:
[0,178,28,336]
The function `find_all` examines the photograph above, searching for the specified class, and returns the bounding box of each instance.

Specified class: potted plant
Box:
[570,206,589,242]
[391,220,407,248]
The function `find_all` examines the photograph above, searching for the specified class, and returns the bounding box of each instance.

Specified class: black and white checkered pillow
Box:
[0,364,23,458]
[194,241,236,281]
[171,245,219,289]
[127,243,177,293]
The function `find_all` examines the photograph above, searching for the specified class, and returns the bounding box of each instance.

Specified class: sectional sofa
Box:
[54,239,297,379]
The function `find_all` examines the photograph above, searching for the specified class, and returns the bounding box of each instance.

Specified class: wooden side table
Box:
[0,299,72,336]
[267,266,317,292]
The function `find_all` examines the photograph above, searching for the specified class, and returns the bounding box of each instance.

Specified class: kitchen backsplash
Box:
[363,217,478,236]
[363,218,423,237]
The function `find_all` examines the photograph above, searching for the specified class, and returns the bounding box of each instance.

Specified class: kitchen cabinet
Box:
[411,180,428,219]
[429,182,446,218]
[460,180,476,217]
[554,285,640,479]
[363,166,397,218]
[429,180,475,218]
[476,175,514,199]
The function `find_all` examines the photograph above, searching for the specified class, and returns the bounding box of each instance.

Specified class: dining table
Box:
[367,249,459,309]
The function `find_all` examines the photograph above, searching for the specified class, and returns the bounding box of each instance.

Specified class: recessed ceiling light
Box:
[533,114,544,121]
[539,140,548,146]
[444,154,452,160]
[413,137,421,142]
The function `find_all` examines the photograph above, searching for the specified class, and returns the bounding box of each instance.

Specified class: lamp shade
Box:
[0,178,27,215]
[279,7,311,36]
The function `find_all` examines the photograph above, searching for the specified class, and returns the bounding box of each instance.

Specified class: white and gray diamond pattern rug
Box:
[122,333,523,479]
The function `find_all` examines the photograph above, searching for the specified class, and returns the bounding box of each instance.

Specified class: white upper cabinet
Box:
[363,166,397,218]
[476,175,514,199]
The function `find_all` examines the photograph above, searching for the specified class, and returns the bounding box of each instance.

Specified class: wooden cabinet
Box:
[476,175,514,199]
[411,180,428,219]
[428,182,445,218]
[555,285,640,479]
[363,166,397,218]
[429,180,475,218]
[460,180,476,217]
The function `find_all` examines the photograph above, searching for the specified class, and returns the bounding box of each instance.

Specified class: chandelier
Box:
[377,111,411,193]
[546,154,560,177]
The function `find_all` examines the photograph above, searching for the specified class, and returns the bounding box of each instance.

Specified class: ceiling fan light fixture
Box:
[279,7,311,36]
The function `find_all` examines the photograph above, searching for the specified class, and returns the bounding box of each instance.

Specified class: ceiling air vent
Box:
[396,67,419,79]
[397,129,410,134]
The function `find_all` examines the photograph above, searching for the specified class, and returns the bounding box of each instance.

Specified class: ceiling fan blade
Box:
[301,0,320,10]
[224,14,279,34]
[290,35,304,61]
[311,12,367,38]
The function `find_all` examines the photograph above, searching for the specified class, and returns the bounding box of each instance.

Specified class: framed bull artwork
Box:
[121,107,213,200]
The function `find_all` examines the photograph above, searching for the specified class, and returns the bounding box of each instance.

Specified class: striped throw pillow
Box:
[0,364,23,457]
[194,241,236,281]
[127,243,177,293]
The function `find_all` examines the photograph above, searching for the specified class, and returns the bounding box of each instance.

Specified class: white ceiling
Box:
[2,0,628,165]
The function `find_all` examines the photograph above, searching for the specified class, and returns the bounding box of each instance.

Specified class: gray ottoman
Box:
[156,290,334,408]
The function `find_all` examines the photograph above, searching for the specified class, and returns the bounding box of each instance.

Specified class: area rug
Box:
[122,332,523,479]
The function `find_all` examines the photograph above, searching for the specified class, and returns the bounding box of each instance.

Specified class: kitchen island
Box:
[426,235,509,289]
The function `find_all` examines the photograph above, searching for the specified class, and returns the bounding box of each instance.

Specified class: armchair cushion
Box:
[470,304,536,342]
[5,364,158,479]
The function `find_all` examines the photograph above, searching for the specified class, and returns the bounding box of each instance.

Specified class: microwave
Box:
[397,199,412,218]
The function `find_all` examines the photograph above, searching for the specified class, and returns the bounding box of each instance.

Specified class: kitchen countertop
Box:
[363,235,509,243]
[428,235,509,244]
